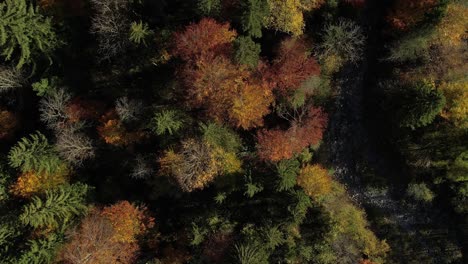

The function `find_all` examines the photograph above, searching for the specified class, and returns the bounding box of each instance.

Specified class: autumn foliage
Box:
[65,97,104,123]
[257,106,328,161]
[172,18,237,62]
[60,201,153,263]
[97,110,145,146]
[10,167,69,198]
[264,38,320,94]
[297,164,332,199]
[174,19,273,129]
[0,110,17,139]
[59,209,140,264]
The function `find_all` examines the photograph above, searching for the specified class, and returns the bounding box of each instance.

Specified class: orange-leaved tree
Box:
[172,17,237,62]
[0,110,17,139]
[387,0,438,31]
[264,38,320,94]
[257,106,328,161]
[59,209,140,264]
[101,200,155,243]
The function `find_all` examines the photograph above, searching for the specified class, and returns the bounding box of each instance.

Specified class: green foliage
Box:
[263,226,284,249]
[234,242,269,264]
[234,36,261,68]
[447,152,468,183]
[201,122,242,153]
[191,223,208,246]
[0,222,18,258]
[17,233,63,264]
[288,190,312,224]
[407,183,435,202]
[214,192,227,204]
[31,77,58,97]
[20,183,89,229]
[151,110,185,136]
[0,162,12,202]
[388,27,435,62]
[0,0,59,69]
[197,0,221,16]
[397,81,445,129]
[241,0,269,38]
[8,132,62,174]
[129,21,153,45]
[276,158,300,192]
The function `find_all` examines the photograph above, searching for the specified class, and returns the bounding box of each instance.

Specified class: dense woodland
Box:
[0,0,466,263]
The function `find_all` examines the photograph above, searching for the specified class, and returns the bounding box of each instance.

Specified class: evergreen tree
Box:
[129,21,153,45]
[241,0,269,38]
[234,36,261,68]
[8,132,62,174]
[0,0,58,69]
[397,81,445,129]
[20,183,89,228]
[17,234,63,264]
[198,0,221,16]
[151,109,185,136]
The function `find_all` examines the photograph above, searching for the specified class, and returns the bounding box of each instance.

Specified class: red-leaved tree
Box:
[264,38,320,94]
[257,106,327,161]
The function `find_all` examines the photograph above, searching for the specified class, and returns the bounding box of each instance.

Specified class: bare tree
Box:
[89,0,130,60]
[55,126,95,166]
[115,97,143,123]
[39,87,71,130]
[130,155,153,179]
[0,66,23,93]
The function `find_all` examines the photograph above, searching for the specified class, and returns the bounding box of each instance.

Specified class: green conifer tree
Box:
[0,0,59,69]
[20,183,89,229]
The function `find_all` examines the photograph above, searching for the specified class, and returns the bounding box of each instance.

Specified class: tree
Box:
[440,81,467,129]
[0,110,17,139]
[8,132,62,174]
[101,201,154,243]
[396,81,445,129]
[64,97,104,123]
[89,0,130,60]
[172,18,237,62]
[55,127,95,166]
[234,36,261,68]
[0,0,59,69]
[234,242,269,264]
[257,106,327,161]
[11,168,68,198]
[181,55,247,122]
[115,97,143,123]
[150,109,185,136]
[59,210,139,264]
[407,183,435,202]
[241,0,269,38]
[197,0,221,16]
[230,80,273,129]
[0,66,23,92]
[20,183,89,229]
[321,181,390,263]
[265,38,320,93]
[201,122,242,153]
[97,110,145,146]
[266,0,324,36]
[296,164,332,199]
[160,139,218,192]
[17,233,63,264]
[318,19,365,64]
[129,21,153,45]
[39,87,72,131]
[276,158,300,191]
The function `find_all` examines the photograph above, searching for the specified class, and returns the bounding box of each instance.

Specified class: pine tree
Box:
[234,36,261,68]
[0,0,58,69]
[151,110,185,136]
[8,132,62,174]
[276,159,300,192]
[241,0,269,38]
[129,21,153,45]
[20,183,89,228]
[17,233,63,264]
